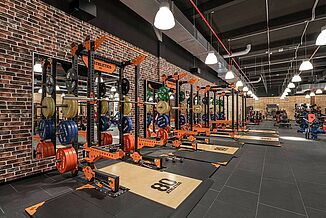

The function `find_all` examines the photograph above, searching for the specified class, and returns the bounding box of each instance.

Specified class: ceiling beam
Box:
[218,6,326,40]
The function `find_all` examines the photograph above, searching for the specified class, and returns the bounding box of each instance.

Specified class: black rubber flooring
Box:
[187,121,326,218]
[1,121,326,217]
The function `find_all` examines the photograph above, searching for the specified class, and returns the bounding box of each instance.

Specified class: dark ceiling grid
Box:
[175,0,326,96]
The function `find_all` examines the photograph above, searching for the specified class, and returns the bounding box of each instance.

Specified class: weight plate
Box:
[157,86,169,101]
[193,104,202,113]
[146,104,153,113]
[121,116,132,133]
[157,128,168,141]
[38,119,54,140]
[99,82,107,97]
[62,95,78,118]
[100,116,111,131]
[101,100,109,114]
[179,115,186,126]
[58,121,72,145]
[179,91,185,103]
[157,101,169,114]
[180,104,186,114]
[121,78,130,95]
[56,147,78,174]
[45,76,55,95]
[41,97,55,118]
[66,68,78,93]
[156,114,169,128]
[121,96,132,115]
[202,97,208,105]
[123,134,135,152]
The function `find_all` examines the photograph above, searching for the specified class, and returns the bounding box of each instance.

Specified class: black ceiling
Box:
[175,0,326,96]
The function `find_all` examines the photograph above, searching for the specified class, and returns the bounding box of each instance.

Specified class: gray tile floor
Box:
[188,121,326,218]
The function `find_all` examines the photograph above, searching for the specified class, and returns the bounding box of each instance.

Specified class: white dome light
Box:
[235,80,243,87]
[284,92,288,96]
[285,88,291,93]
[310,91,315,97]
[205,51,218,65]
[324,85,326,91]
[225,70,235,80]
[243,86,249,92]
[56,85,60,91]
[305,94,310,99]
[292,74,302,83]
[280,96,285,100]
[299,60,313,71]
[316,26,326,46]
[154,2,175,30]
[38,88,42,93]
[111,86,117,92]
[33,63,43,73]
[288,82,295,89]
[247,90,252,95]
[316,89,323,94]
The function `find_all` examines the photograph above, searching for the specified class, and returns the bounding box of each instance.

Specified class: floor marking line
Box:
[259,202,307,217]
[9,184,19,193]
[254,147,267,218]
[0,207,5,214]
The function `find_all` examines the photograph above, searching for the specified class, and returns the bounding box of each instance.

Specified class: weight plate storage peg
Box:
[62,95,78,118]
[66,68,78,93]
[41,97,55,118]
[121,78,130,95]
[56,147,78,174]
[38,119,55,140]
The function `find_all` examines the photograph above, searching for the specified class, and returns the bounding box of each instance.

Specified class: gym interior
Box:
[1,0,326,217]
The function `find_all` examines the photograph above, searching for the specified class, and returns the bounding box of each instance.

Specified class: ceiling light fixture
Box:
[288,82,295,89]
[110,86,117,92]
[205,51,218,65]
[299,60,313,71]
[154,1,175,30]
[247,90,252,95]
[285,88,291,93]
[305,94,310,99]
[243,86,249,92]
[292,74,302,83]
[33,63,42,73]
[310,91,315,97]
[225,70,234,80]
[316,89,322,94]
[316,26,326,46]
[236,80,243,87]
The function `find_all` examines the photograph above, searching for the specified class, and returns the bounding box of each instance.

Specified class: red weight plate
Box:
[123,134,135,152]
[56,147,77,174]
[157,128,168,141]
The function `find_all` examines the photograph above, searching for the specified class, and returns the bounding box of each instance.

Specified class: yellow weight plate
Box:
[165,102,171,114]
[41,97,55,118]
[157,101,169,114]
[146,104,153,113]
[101,100,109,114]
[180,105,186,114]
[123,97,132,115]
[62,95,77,118]
[193,104,202,113]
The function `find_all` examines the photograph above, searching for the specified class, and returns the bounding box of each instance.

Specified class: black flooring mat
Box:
[26,178,213,218]
[173,150,234,164]
[239,139,281,147]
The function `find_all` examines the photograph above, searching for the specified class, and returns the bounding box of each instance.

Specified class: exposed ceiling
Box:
[174,0,326,96]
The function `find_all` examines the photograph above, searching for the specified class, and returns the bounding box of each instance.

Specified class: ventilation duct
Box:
[223,44,251,58]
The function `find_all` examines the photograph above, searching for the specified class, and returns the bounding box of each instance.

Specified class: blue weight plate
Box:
[121,116,132,133]
[67,120,75,144]
[58,121,72,145]
[179,115,186,125]
[69,120,78,143]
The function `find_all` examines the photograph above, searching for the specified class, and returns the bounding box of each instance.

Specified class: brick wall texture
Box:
[0,0,213,182]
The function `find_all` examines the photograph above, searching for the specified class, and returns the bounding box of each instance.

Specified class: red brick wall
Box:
[0,0,212,182]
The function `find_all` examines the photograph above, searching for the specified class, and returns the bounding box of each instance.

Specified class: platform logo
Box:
[151,178,181,193]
